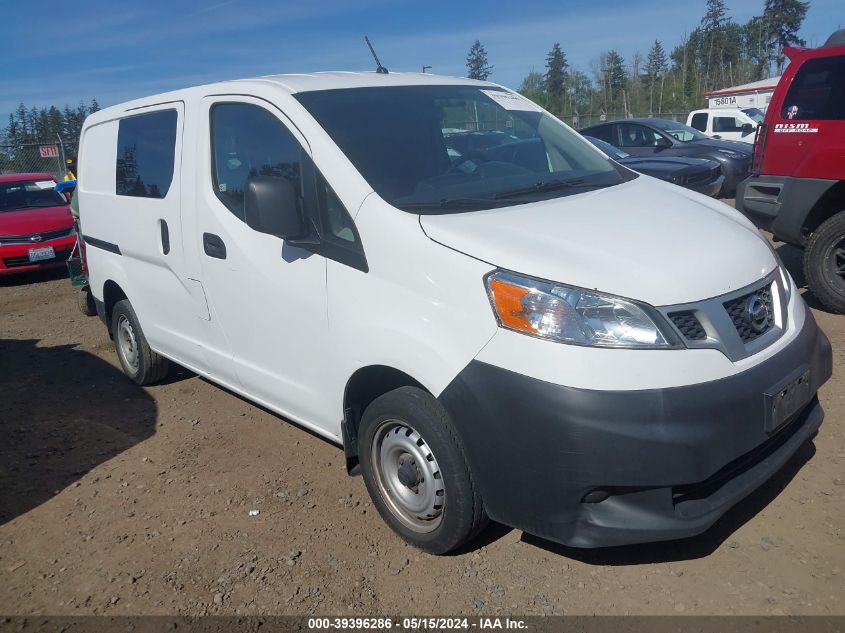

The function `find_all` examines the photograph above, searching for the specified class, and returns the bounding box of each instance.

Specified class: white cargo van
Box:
[687,108,763,143]
[78,72,831,554]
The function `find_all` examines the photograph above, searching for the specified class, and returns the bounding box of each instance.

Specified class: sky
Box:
[2,0,842,123]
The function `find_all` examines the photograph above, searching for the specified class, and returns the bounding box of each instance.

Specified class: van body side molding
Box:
[82,235,122,255]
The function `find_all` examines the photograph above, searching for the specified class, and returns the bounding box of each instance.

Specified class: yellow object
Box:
[64,169,76,181]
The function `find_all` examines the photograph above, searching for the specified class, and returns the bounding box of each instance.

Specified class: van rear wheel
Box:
[804,210,845,314]
[111,299,169,385]
[358,386,487,554]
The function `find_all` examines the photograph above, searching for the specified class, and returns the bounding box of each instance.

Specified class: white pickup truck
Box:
[686,108,764,143]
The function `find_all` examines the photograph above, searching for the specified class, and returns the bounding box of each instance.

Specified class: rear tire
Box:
[358,386,487,554]
[77,286,96,317]
[111,299,169,385]
[803,210,845,314]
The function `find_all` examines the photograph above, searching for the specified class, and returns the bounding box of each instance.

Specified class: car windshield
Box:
[647,119,709,142]
[295,85,633,212]
[0,179,65,212]
[584,136,630,160]
[741,108,765,123]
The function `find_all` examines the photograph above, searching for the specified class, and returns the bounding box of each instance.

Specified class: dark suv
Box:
[582,118,752,196]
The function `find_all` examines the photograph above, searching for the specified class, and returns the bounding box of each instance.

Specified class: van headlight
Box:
[485,271,677,348]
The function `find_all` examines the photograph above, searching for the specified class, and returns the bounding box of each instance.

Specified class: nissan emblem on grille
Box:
[745,295,771,333]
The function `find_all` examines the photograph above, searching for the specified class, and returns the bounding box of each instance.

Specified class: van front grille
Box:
[669,311,707,340]
[723,285,774,343]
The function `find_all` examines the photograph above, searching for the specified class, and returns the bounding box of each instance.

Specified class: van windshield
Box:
[295,85,633,212]
[741,108,765,123]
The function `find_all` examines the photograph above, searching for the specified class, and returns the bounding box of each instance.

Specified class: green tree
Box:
[702,0,727,32]
[763,0,809,72]
[601,50,626,111]
[465,40,493,80]
[544,43,569,110]
[645,40,668,113]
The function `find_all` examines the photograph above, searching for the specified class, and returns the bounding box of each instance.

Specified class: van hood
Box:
[419,177,776,306]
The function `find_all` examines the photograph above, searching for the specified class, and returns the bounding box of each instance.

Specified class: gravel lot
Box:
[1,233,843,616]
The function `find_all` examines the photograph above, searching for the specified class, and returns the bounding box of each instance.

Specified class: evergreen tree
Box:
[603,50,626,111]
[702,0,727,32]
[645,40,668,113]
[544,43,568,105]
[465,40,493,80]
[763,0,809,72]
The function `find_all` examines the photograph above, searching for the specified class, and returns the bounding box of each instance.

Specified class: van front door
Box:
[195,96,331,430]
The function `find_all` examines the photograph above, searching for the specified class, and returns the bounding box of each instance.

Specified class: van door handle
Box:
[203,233,227,260]
[160,219,170,255]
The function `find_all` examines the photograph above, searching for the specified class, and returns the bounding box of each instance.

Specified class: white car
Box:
[77,72,832,554]
[687,108,764,143]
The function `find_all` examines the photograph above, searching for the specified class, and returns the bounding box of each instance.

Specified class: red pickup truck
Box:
[736,29,845,313]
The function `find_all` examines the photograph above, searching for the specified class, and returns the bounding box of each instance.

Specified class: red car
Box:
[0,172,76,275]
[737,29,845,312]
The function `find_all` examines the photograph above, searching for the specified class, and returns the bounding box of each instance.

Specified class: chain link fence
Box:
[0,142,78,179]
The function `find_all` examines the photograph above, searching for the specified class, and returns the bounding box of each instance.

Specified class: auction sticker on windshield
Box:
[480,89,542,112]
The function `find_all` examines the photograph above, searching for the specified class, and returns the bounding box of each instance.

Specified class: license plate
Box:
[28,246,55,262]
[764,368,811,433]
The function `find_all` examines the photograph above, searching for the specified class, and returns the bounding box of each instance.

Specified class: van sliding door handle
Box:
[203,233,227,259]
[160,219,170,254]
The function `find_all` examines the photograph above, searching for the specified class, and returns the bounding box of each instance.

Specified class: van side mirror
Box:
[244,176,305,239]
[741,123,754,135]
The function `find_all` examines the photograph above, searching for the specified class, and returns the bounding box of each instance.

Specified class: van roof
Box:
[85,71,497,123]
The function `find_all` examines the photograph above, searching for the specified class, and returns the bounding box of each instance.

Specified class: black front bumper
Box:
[438,311,832,548]
[717,157,752,196]
[736,175,838,245]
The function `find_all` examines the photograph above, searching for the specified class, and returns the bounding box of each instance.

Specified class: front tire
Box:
[111,299,169,385]
[358,386,487,554]
[803,210,845,314]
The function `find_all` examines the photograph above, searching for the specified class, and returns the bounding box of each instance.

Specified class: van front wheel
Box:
[804,210,845,314]
[111,299,169,385]
[358,386,487,554]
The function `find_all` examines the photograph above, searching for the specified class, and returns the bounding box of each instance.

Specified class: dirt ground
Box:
[1,235,844,617]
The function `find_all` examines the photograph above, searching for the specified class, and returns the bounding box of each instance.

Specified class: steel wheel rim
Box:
[117,315,140,373]
[371,420,445,533]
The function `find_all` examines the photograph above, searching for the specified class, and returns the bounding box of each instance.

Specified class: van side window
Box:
[714,116,743,132]
[211,103,302,220]
[690,113,707,131]
[116,110,177,198]
[781,56,845,120]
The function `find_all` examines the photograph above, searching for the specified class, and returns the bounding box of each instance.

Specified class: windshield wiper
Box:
[400,196,502,211]
[492,178,593,200]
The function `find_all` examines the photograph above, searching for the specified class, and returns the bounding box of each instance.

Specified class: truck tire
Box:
[358,386,488,554]
[111,299,170,385]
[803,210,845,314]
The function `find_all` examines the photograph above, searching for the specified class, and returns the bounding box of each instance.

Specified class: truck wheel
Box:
[77,286,96,317]
[111,299,170,385]
[804,210,845,314]
[358,386,487,554]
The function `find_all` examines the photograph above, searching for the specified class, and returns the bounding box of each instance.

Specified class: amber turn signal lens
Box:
[489,278,536,333]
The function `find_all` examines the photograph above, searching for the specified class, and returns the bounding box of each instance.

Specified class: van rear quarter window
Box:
[781,55,845,120]
[116,110,177,198]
